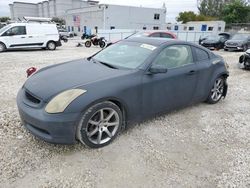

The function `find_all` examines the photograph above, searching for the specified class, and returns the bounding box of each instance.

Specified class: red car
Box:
[133,31,177,39]
[106,30,177,47]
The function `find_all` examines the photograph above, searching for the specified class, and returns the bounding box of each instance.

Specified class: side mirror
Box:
[149,65,168,74]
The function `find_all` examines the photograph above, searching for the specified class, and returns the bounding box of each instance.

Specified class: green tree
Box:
[177,11,198,23]
[51,17,65,26]
[0,17,10,22]
[221,0,250,24]
[198,0,234,17]
[176,11,216,23]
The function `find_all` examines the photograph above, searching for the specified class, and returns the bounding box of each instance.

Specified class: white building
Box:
[9,0,99,20]
[166,21,226,34]
[9,0,166,34]
[64,4,166,34]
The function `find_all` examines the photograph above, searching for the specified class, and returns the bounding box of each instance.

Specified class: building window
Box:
[71,26,74,31]
[218,27,222,31]
[153,26,159,30]
[184,26,187,31]
[78,26,81,32]
[174,25,178,31]
[188,27,194,31]
[154,14,160,20]
[143,27,147,30]
[167,26,171,30]
[68,26,70,32]
[208,27,214,31]
[110,26,115,30]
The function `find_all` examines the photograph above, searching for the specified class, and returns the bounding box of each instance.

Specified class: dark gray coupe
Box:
[17,37,229,148]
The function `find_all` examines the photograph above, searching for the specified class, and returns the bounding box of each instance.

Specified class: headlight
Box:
[45,89,86,114]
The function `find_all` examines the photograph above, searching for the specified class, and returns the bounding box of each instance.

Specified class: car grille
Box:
[203,43,214,47]
[25,91,41,104]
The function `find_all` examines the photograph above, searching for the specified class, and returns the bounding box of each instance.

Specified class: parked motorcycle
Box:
[81,33,95,40]
[85,36,106,48]
[239,49,250,69]
[60,35,68,43]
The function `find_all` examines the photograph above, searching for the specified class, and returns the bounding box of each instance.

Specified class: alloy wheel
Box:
[211,78,224,102]
[86,108,120,145]
[48,42,56,50]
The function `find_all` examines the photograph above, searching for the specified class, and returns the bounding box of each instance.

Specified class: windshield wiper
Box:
[91,58,118,69]
[98,61,118,69]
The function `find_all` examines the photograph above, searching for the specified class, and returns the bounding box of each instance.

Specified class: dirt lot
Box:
[0,40,249,188]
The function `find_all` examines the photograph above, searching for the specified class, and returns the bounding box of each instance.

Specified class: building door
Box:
[201,25,207,31]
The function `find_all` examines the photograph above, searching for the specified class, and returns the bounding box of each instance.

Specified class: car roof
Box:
[125,37,175,46]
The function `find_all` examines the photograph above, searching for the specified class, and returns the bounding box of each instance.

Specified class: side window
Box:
[194,47,209,61]
[153,45,193,69]
[150,33,161,37]
[160,33,173,39]
[3,26,26,36]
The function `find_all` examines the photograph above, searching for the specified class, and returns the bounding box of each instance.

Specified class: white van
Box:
[0,22,61,52]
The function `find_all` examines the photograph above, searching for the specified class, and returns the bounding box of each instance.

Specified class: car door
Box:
[1,26,27,48]
[191,46,213,103]
[142,44,198,116]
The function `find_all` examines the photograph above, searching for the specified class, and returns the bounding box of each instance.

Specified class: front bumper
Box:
[56,40,62,47]
[201,43,218,50]
[16,88,80,144]
[224,45,243,51]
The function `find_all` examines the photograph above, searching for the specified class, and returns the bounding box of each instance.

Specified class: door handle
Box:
[21,37,25,38]
[28,36,33,38]
[187,70,196,75]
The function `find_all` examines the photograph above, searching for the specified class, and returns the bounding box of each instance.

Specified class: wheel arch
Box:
[0,41,7,50]
[77,97,129,130]
[46,40,56,46]
[207,71,229,99]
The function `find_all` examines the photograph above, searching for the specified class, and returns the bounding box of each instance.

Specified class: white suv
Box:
[0,22,61,52]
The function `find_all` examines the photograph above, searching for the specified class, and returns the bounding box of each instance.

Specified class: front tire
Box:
[47,41,56,50]
[77,101,122,148]
[0,42,6,52]
[206,77,225,104]
[99,40,106,48]
[85,41,92,48]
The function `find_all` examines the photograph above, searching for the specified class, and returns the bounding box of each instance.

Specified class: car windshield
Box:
[232,34,248,40]
[0,24,11,34]
[206,35,221,40]
[93,41,156,69]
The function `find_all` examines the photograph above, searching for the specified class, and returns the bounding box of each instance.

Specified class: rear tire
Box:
[0,43,6,52]
[47,41,56,50]
[85,41,92,48]
[77,101,122,148]
[206,77,225,104]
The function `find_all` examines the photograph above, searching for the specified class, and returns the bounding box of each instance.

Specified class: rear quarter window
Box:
[194,47,210,61]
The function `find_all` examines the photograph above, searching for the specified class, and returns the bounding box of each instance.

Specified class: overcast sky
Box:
[0,0,198,22]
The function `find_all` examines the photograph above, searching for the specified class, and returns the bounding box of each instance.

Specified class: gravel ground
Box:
[0,40,249,188]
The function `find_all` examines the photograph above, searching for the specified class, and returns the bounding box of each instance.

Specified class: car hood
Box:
[226,39,245,44]
[203,39,220,44]
[24,59,131,102]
